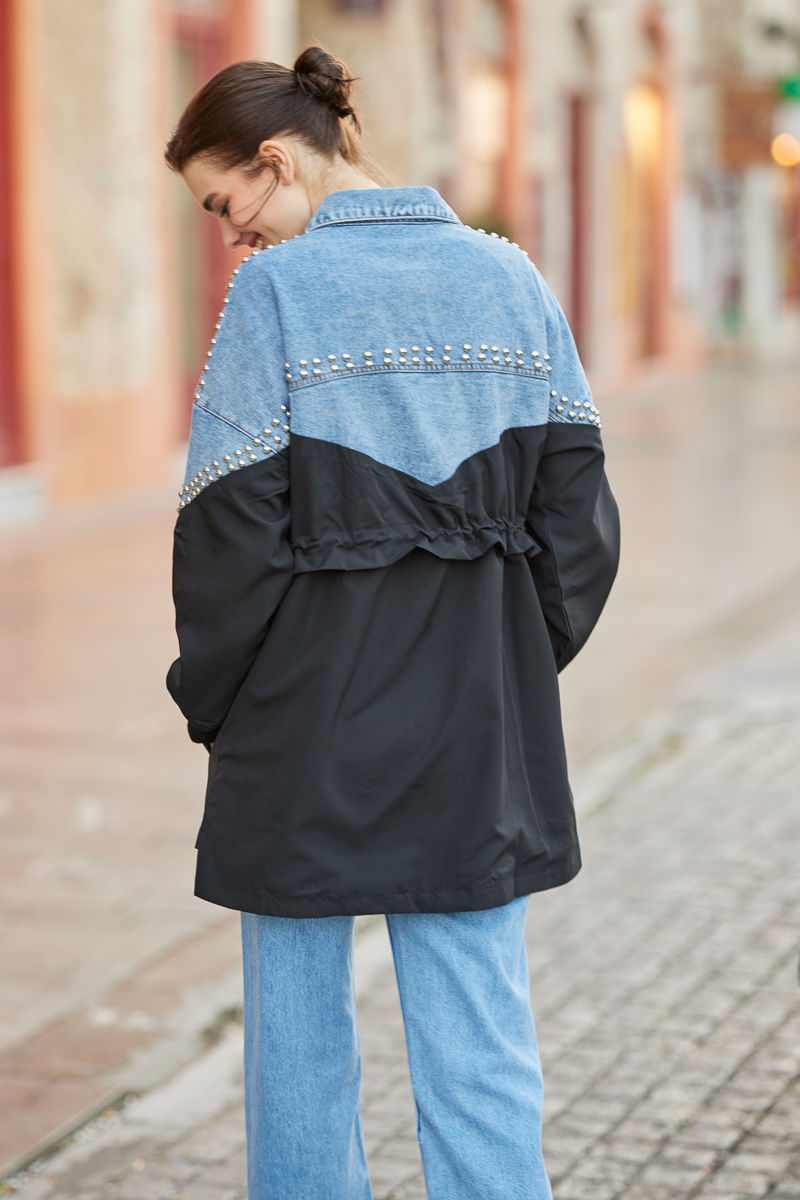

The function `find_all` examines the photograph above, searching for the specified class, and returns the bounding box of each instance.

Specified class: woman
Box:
[165,44,619,1200]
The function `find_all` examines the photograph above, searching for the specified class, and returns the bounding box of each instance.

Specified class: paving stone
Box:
[615,1189,684,1200]
[695,1195,751,1200]
[165,1130,243,1164]
[0,1183,61,1200]
[565,1153,638,1186]
[599,1134,666,1163]
[635,1156,712,1188]
[384,1180,427,1200]
[105,1173,179,1200]
[678,1112,754,1143]
[376,1138,423,1165]
[186,1157,247,1187]
[729,1150,796,1174]
[366,1155,421,1191]
[170,1186,245,1200]
[553,1176,621,1200]
[699,1167,775,1195]
[542,1153,577,1182]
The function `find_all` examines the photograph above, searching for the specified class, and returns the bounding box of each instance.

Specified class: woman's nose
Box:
[219,214,245,251]
[221,224,243,251]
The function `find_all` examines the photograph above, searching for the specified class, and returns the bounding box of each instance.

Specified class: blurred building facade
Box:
[1,0,799,517]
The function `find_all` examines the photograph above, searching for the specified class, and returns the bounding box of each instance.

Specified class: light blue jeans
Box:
[240,894,553,1200]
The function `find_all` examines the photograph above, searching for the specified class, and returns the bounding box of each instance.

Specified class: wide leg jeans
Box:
[240,894,553,1200]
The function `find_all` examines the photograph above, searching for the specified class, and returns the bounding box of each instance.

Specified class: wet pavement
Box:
[0,355,798,1192]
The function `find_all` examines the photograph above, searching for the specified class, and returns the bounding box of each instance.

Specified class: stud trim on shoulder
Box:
[176,403,291,512]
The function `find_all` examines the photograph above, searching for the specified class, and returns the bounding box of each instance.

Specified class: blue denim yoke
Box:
[181,185,599,499]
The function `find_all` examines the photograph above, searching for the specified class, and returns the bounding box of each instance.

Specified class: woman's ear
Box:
[256,139,294,184]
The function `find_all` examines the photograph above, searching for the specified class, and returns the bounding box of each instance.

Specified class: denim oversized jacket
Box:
[166,184,620,918]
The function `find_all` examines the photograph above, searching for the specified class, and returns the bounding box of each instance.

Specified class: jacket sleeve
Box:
[166,256,294,746]
[525,262,620,672]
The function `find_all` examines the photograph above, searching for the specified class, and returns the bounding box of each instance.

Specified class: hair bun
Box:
[294,45,357,119]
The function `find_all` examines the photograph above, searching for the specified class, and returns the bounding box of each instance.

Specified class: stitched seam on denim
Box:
[194,402,257,440]
[306,214,461,231]
[288,365,554,391]
[177,413,289,511]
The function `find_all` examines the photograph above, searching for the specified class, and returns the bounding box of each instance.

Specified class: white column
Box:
[252,0,299,63]
[740,165,783,351]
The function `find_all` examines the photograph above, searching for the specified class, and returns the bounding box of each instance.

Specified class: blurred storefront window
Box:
[716,170,744,336]
[463,0,511,232]
[567,91,590,358]
[566,11,598,362]
[779,162,800,305]
[622,73,667,359]
[772,99,800,307]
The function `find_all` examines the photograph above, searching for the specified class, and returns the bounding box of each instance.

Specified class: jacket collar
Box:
[304,185,461,234]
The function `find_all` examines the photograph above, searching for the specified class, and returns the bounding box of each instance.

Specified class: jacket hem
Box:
[193,850,582,918]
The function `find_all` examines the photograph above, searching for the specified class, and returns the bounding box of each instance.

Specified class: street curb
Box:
[0,914,386,1190]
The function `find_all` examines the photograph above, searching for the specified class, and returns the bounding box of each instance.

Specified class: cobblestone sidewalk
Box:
[3,624,799,1200]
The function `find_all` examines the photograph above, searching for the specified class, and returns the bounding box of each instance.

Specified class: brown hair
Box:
[164,45,364,174]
